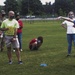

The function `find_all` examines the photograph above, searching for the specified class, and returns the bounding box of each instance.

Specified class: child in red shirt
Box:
[29,36,43,50]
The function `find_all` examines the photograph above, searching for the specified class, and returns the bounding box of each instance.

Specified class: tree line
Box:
[0,0,75,17]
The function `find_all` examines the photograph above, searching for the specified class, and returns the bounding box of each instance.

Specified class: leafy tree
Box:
[55,0,75,16]
[4,0,18,14]
[21,0,44,15]
[43,2,53,15]
[16,0,22,13]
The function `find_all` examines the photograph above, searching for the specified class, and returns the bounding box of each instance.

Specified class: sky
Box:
[41,0,55,4]
[0,0,55,6]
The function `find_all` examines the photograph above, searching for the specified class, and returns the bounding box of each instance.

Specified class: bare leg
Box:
[7,47,12,61]
[15,48,21,62]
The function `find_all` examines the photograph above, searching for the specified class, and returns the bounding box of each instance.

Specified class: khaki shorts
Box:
[5,35,19,48]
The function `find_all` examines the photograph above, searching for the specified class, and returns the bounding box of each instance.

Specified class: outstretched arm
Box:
[57,16,73,23]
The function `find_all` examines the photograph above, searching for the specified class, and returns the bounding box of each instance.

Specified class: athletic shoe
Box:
[9,61,12,64]
[18,61,23,64]
[20,49,23,51]
[13,50,15,52]
[1,49,3,52]
[66,54,70,57]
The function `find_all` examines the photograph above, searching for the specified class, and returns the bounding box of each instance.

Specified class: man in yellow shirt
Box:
[0,11,22,64]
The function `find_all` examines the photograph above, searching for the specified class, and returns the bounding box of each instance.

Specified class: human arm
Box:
[61,24,67,29]
[18,20,23,29]
[61,20,67,29]
[0,21,9,31]
[13,21,19,38]
[0,27,9,31]
[13,28,17,38]
[57,16,73,23]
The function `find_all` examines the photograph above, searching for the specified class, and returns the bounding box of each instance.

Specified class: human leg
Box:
[0,33,4,52]
[72,34,75,49]
[29,44,38,50]
[67,34,72,55]
[7,47,12,62]
[12,37,22,64]
[17,33,22,51]
[15,48,22,62]
[5,36,13,64]
[1,37,5,51]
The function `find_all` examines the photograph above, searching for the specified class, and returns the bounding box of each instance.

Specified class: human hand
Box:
[73,25,75,28]
[57,16,62,20]
[11,38,16,42]
[6,28,9,30]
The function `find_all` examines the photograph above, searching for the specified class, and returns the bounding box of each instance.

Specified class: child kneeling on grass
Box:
[29,36,43,51]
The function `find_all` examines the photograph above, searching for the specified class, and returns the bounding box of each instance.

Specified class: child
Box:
[29,36,43,50]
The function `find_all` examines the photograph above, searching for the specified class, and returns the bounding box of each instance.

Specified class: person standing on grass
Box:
[13,13,23,52]
[0,11,23,64]
[0,10,6,52]
[58,11,75,57]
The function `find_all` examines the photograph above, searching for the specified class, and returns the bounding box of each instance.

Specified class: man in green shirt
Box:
[0,11,22,64]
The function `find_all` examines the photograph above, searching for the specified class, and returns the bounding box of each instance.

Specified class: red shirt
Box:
[17,20,23,33]
[29,38,37,45]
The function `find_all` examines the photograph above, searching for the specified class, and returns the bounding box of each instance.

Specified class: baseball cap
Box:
[1,10,6,14]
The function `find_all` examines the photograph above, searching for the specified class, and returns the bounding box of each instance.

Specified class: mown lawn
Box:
[0,20,75,75]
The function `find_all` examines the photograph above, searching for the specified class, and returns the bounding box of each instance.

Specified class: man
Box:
[0,11,22,64]
[0,10,6,51]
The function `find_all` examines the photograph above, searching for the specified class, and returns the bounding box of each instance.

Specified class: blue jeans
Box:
[17,33,22,49]
[67,34,75,55]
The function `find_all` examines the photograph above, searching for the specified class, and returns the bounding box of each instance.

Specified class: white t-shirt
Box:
[62,18,75,34]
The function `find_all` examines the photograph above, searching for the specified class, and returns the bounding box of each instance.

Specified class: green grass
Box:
[0,20,75,75]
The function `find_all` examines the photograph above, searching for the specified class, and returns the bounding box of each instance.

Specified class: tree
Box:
[55,0,74,16]
[16,0,22,13]
[43,2,53,15]
[4,0,18,14]
[21,0,44,15]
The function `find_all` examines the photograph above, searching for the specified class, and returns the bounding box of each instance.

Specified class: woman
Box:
[58,11,75,57]
[13,13,23,52]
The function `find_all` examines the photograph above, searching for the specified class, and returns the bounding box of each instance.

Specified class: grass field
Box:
[0,20,75,75]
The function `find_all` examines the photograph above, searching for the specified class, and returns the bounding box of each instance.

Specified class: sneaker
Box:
[1,48,3,52]
[20,49,23,51]
[66,54,70,57]
[18,61,23,64]
[13,50,15,52]
[9,61,12,64]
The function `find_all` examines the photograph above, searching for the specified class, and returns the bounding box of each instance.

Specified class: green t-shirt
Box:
[1,19,19,35]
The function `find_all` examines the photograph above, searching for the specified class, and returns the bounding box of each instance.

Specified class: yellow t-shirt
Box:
[1,19,19,35]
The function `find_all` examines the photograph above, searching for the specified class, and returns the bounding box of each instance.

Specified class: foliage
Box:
[16,0,22,13]
[21,0,43,15]
[4,0,18,14]
[43,2,53,15]
[55,0,75,16]
[2,0,75,16]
